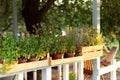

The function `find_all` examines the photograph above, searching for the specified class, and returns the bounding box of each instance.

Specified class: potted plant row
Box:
[49,34,77,60]
[17,35,48,63]
[49,26,104,60]
[0,34,48,73]
[0,26,104,73]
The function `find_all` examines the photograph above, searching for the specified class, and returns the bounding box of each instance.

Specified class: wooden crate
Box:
[0,59,49,74]
[50,56,83,66]
[80,45,103,60]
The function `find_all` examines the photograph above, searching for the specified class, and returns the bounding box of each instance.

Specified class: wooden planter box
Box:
[50,56,83,66]
[0,59,49,74]
[80,45,103,60]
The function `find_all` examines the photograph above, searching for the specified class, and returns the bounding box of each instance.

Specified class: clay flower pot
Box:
[18,58,28,64]
[64,52,75,58]
[28,57,39,62]
[0,60,4,64]
[52,53,64,60]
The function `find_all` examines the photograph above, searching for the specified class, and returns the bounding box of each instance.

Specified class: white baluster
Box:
[58,65,62,80]
[73,62,77,80]
[63,64,69,80]
[18,73,24,80]
[33,70,37,80]
[77,61,84,80]
[42,67,52,80]
[110,59,117,80]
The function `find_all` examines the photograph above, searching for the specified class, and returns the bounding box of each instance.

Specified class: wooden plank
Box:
[50,56,83,66]
[73,62,77,80]
[84,50,103,60]
[58,65,62,80]
[0,59,49,74]
[116,61,120,68]
[24,72,27,80]
[18,73,24,80]
[99,65,116,75]
[42,67,52,80]
[99,59,117,79]
[110,70,116,80]
[81,45,103,53]
[33,70,37,80]
[63,64,69,80]
[77,60,84,80]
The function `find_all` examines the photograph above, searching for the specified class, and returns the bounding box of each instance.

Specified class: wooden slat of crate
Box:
[83,50,103,60]
[50,56,83,66]
[0,59,49,74]
[81,45,103,53]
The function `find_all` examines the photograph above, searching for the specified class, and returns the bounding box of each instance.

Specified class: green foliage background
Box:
[0,0,120,47]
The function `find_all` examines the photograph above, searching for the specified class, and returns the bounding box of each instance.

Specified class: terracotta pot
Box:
[52,54,64,60]
[0,60,18,64]
[28,58,39,62]
[64,52,75,58]
[18,58,28,64]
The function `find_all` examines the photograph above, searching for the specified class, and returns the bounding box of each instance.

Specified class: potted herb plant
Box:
[24,35,47,62]
[50,36,66,60]
[0,34,19,72]
[17,37,29,63]
[0,34,19,64]
[64,35,76,58]
[26,35,40,62]
[36,36,48,60]
[75,26,104,57]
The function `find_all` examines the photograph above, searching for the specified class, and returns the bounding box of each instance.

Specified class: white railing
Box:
[0,57,120,80]
[0,56,84,80]
[99,59,120,80]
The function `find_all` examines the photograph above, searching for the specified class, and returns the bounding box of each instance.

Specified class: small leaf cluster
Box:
[0,34,19,63]
[65,34,76,53]
[69,71,76,80]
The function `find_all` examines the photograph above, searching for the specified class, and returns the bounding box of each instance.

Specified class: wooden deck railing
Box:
[0,56,120,80]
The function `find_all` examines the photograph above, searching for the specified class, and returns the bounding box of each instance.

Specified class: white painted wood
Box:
[99,60,118,75]
[99,65,115,75]
[77,61,84,80]
[33,70,37,80]
[63,64,69,80]
[73,62,77,80]
[116,61,120,68]
[110,60,116,80]
[12,0,18,39]
[110,68,116,80]
[58,65,62,80]
[42,67,52,80]
[92,0,100,34]
[92,57,100,80]
[24,72,27,80]
[18,73,24,80]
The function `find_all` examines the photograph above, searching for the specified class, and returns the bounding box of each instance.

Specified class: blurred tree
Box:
[21,0,92,34]
[101,0,120,46]
[0,0,12,35]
